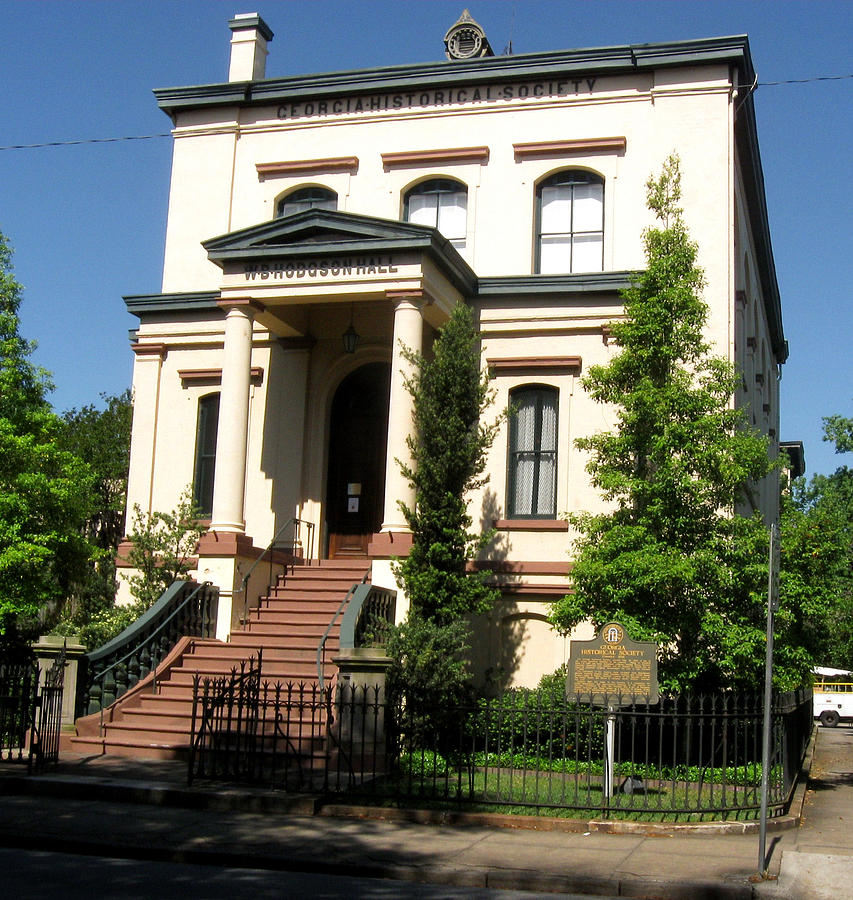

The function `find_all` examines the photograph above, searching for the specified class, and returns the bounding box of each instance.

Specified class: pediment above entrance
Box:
[203,210,475,337]
[204,209,475,292]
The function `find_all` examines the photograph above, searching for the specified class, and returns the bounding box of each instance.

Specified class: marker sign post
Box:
[758,523,781,877]
[566,623,659,800]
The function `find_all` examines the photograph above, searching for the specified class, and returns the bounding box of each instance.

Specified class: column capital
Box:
[131,342,166,358]
[385,289,423,308]
[216,297,266,315]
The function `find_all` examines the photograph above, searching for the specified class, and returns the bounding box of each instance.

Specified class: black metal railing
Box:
[187,680,812,821]
[187,652,263,786]
[0,659,40,763]
[238,517,316,625]
[188,652,333,790]
[28,642,67,773]
[79,580,218,722]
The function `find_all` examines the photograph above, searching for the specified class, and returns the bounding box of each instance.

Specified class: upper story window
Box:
[404,179,467,249]
[193,393,220,518]
[276,186,337,218]
[536,170,604,274]
[508,385,558,518]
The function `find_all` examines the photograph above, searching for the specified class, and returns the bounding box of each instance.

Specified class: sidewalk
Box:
[1,726,851,899]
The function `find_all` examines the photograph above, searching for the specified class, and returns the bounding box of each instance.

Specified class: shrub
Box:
[386,615,473,752]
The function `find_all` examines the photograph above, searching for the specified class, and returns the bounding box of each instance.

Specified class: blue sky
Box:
[2,0,851,477]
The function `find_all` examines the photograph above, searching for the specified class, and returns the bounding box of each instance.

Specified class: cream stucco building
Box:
[121,12,785,688]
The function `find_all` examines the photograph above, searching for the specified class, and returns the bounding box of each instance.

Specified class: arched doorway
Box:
[326,362,391,557]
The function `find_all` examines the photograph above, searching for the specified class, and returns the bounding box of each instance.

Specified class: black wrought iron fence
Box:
[187,677,812,821]
[1,643,67,770]
[0,659,39,763]
[188,652,335,791]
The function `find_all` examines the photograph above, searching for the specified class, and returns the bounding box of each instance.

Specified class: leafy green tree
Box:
[550,155,785,691]
[781,409,853,671]
[123,488,205,609]
[0,231,95,635]
[57,390,132,621]
[394,302,501,624]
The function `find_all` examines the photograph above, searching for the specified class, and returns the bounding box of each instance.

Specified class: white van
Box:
[813,667,853,727]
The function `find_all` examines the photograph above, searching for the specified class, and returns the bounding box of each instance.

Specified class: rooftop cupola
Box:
[228,12,274,81]
[444,9,493,60]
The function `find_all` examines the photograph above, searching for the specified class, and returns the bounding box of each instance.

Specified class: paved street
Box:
[2,848,615,900]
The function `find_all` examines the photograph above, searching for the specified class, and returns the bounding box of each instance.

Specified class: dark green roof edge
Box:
[734,85,786,363]
[478,272,635,297]
[125,291,220,318]
[154,35,752,117]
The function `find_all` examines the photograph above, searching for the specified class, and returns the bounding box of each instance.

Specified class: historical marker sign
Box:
[566,622,659,706]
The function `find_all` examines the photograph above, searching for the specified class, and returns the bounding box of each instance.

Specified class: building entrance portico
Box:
[196,208,472,570]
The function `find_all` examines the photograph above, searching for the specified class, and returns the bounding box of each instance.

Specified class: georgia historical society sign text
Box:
[566,622,659,706]
[276,78,599,121]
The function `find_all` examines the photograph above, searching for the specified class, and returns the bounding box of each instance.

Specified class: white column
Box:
[210,300,257,533]
[381,292,424,532]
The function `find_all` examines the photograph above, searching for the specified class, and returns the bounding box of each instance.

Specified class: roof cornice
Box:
[154,35,751,118]
[478,272,635,298]
[124,291,221,318]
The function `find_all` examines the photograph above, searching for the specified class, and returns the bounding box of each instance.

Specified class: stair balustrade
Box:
[317,579,397,692]
[79,580,218,726]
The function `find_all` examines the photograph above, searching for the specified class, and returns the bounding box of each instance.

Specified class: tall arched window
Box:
[404,179,467,249]
[536,170,604,273]
[276,186,337,218]
[508,385,558,518]
[193,393,220,517]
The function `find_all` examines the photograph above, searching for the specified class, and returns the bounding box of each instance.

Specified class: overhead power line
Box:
[1,72,850,153]
[0,133,172,151]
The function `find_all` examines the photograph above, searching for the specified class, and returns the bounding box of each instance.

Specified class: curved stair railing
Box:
[316,579,397,692]
[79,580,218,729]
[317,579,397,780]
[339,583,397,654]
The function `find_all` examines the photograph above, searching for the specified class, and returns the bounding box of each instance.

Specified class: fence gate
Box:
[28,644,67,772]
[0,659,39,763]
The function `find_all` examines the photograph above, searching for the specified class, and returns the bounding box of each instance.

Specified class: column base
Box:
[368,530,413,557]
[197,530,258,557]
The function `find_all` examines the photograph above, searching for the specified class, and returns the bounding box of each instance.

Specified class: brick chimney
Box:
[228,13,274,81]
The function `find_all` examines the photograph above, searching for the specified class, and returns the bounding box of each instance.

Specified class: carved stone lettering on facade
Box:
[243,256,399,281]
[276,78,598,120]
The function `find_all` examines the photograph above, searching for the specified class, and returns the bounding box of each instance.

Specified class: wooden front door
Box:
[326,363,391,558]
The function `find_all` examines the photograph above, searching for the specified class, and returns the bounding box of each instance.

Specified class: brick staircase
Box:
[71,560,370,760]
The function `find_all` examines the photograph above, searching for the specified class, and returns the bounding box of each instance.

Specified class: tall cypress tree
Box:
[550,156,780,691]
[395,302,500,624]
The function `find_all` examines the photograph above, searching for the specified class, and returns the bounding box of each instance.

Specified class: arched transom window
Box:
[536,170,604,274]
[276,186,337,218]
[404,179,467,249]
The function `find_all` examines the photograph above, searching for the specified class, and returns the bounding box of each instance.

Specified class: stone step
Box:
[72,560,371,762]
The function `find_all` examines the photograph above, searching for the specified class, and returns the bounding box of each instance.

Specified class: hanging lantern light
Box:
[342,303,359,353]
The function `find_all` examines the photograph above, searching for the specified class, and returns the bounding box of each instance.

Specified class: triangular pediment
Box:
[203,209,477,295]
[206,209,438,253]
